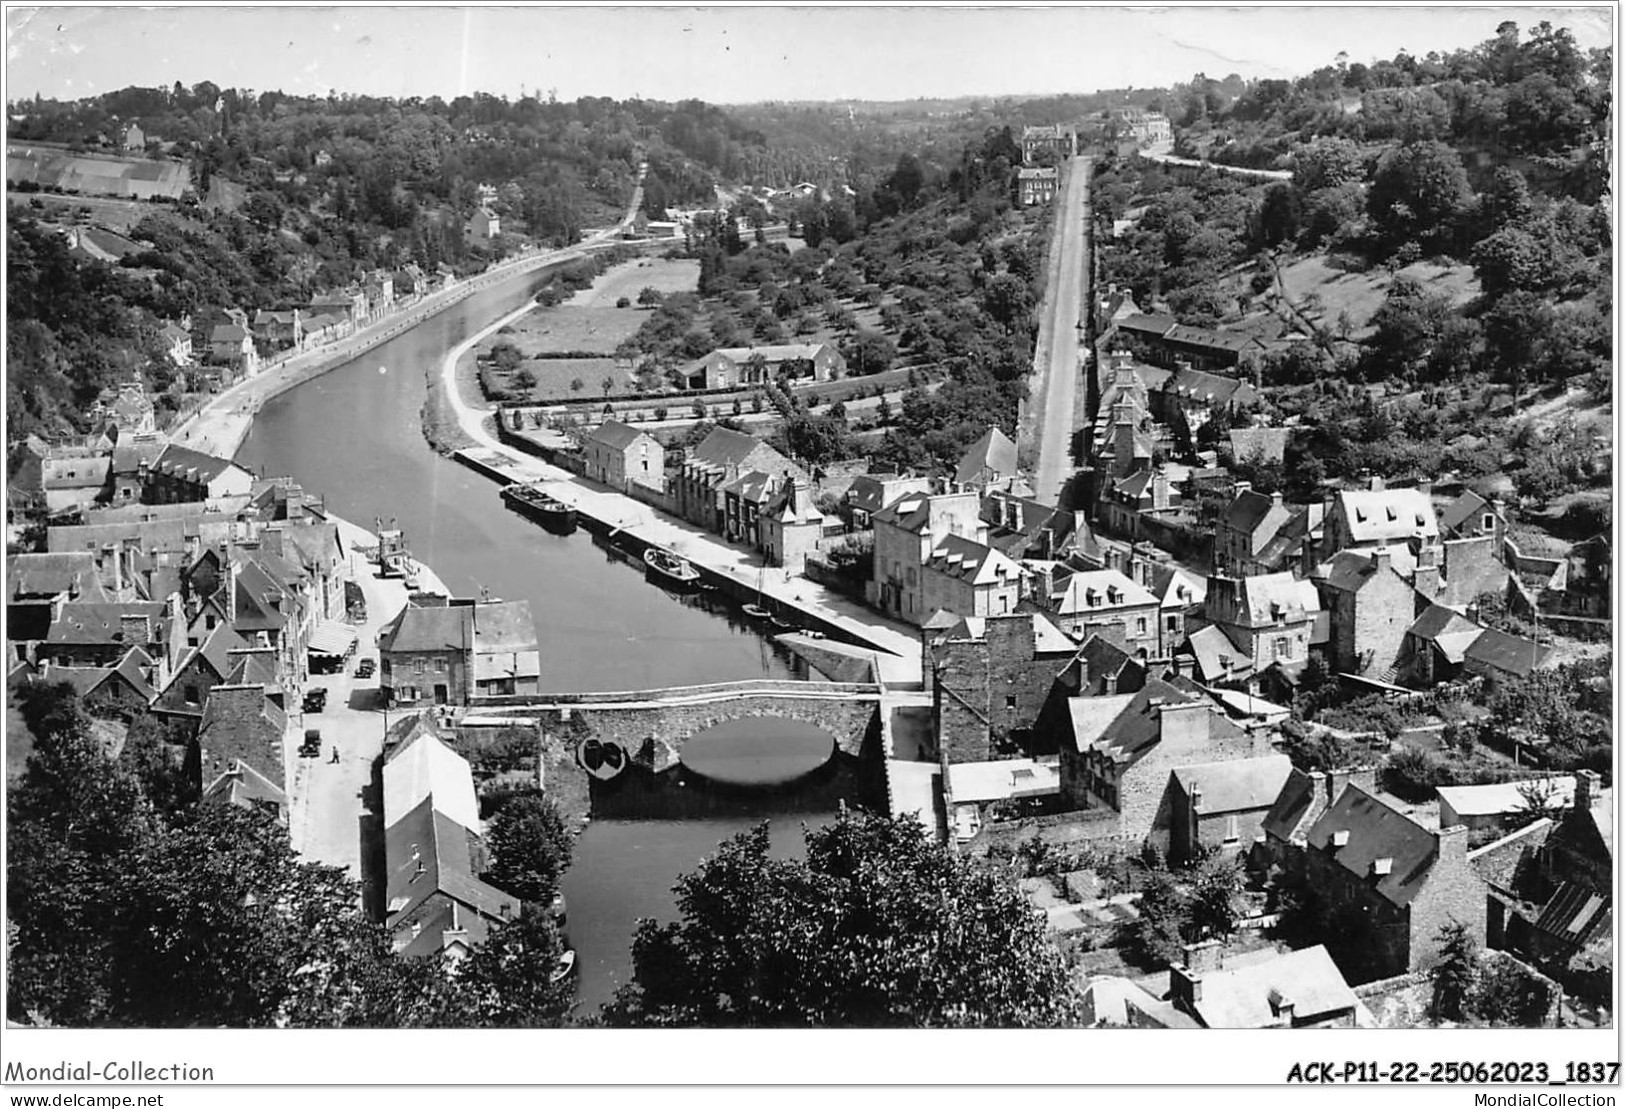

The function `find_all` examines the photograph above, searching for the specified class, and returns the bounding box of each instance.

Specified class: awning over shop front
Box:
[308,621,359,656]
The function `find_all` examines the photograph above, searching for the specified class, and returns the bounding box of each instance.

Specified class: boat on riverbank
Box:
[643,547,701,591]
[501,482,577,534]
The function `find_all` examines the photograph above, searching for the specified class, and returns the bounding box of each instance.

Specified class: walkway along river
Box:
[234,263,840,1013]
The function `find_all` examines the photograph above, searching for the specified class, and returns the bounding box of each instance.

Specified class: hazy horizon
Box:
[6,5,1614,108]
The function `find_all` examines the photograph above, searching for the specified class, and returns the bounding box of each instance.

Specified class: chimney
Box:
[1373,547,1392,574]
[1269,988,1296,1027]
[1233,481,1251,496]
[1417,480,1433,500]
[1435,824,1469,866]
[1271,491,1284,511]
[1187,939,1224,973]
[119,613,150,646]
[1576,769,1600,810]
[1368,476,1385,492]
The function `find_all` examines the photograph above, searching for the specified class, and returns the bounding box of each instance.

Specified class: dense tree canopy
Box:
[602,813,1082,1027]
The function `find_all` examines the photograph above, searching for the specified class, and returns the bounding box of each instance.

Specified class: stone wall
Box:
[1405,826,1488,974]
[542,694,879,774]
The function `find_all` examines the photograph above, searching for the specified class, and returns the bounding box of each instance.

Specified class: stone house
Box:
[1153,361,1261,442]
[869,490,987,624]
[926,611,1081,763]
[1020,123,1076,161]
[675,427,803,534]
[1096,466,1183,541]
[383,729,520,959]
[379,598,540,706]
[209,323,259,376]
[844,472,931,530]
[1214,484,1294,575]
[1155,330,1267,376]
[1398,602,1483,686]
[1017,166,1058,206]
[109,433,169,507]
[1032,566,1160,658]
[1202,571,1324,675]
[920,534,1027,623]
[1059,678,1265,845]
[759,477,827,574]
[35,646,158,717]
[1285,781,1486,983]
[582,419,664,494]
[193,681,288,811]
[38,600,169,669]
[1313,547,1423,679]
[954,426,1021,492]
[467,207,501,243]
[41,455,112,515]
[984,491,1077,562]
[1438,489,1507,543]
[160,321,194,367]
[719,470,779,549]
[1147,563,1205,658]
[307,291,368,331]
[151,622,251,725]
[680,342,846,390]
[1156,753,1294,864]
[110,382,157,435]
[252,309,305,354]
[1165,941,1358,1029]
[1322,482,1439,561]
[144,444,254,505]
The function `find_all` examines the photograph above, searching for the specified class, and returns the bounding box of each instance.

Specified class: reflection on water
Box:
[562,811,836,1014]
[680,717,835,786]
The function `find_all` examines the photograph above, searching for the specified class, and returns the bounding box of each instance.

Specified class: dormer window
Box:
[1332,830,1351,848]
[1372,857,1393,876]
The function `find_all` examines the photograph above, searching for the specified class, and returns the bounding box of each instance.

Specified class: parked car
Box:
[355,658,376,679]
[300,729,322,758]
[303,688,328,714]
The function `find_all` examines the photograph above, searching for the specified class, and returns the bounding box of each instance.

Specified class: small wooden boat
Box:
[741,603,772,620]
[769,613,797,630]
[644,547,701,590]
[550,950,577,984]
[501,483,577,534]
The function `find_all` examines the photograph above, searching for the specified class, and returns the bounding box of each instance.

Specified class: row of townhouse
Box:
[10,456,351,825]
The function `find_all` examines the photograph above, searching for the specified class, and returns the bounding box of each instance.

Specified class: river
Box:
[234,265,838,1015]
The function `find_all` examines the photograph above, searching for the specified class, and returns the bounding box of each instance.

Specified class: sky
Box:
[4,4,1615,106]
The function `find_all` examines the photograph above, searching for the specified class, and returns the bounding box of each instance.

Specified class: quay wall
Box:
[451,446,905,654]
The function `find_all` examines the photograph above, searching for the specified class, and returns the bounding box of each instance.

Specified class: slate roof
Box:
[718,469,778,505]
[384,729,482,833]
[871,493,934,534]
[1261,768,1318,843]
[381,604,470,654]
[1305,783,1440,907]
[1065,693,1140,754]
[201,759,289,813]
[383,795,519,958]
[1407,604,1483,664]
[1186,623,1253,682]
[1118,313,1177,338]
[954,426,1019,487]
[1334,487,1439,545]
[711,343,834,364]
[1164,325,1262,357]
[1161,363,1258,405]
[1317,547,1412,594]
[1148,563,1205,609]
[8,552,108,602]
[42,456,111,490]
[1073,633,1143,695]
[925,534,1023,586]
[1048,568,1157,616]
[45,601,166,646]
[1224,572,1320,627]
[1463,628,1553,678]
[1184,945,1357,1028]
[1224,489,1287,537]
[111,433,169,475]
[687,427,790,474]
[586,419,649,452]
[151,443,247,486]
[1172,755,1293,815]
[1439,490,1491,535]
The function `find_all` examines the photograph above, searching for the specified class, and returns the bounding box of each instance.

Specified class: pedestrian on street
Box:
[330,746,340,764]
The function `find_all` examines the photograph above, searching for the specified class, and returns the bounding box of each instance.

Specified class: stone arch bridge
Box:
[471,679,884,775]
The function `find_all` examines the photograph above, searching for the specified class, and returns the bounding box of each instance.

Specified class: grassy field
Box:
[1277,254,1481,336]
[567,257,698,308]
[10,191,164,232]
[484,357,633,401]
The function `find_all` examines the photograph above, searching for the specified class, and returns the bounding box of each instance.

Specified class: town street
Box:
[283,516,448,893]
[1030,153,1092,506]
